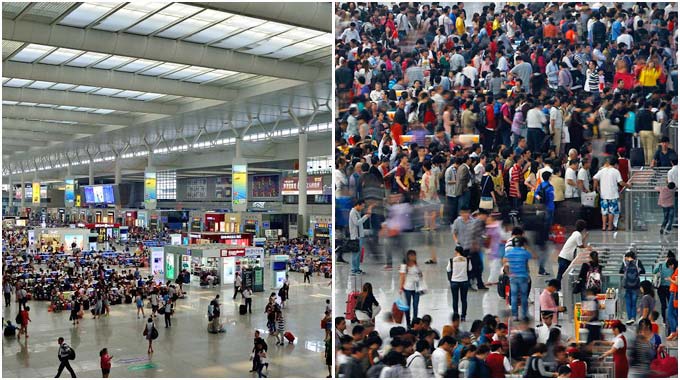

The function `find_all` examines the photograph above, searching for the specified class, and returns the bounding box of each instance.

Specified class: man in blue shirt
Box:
[503,236,533,321]
[535,171,555,276]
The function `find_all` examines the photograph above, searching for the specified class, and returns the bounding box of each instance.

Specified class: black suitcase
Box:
[239,304,247,315]
[630,135,645,167]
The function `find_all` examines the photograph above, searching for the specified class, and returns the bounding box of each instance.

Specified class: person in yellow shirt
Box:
[638,60,661,95]
[493,14,502,31]
[456,14,466,35]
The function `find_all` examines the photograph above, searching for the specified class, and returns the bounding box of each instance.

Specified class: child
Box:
[566,347,586,378]
[100,348,113,378]
[275,311,286,346]
[649,310,663,355]
[19,306,30,339]
[657,182,676,235]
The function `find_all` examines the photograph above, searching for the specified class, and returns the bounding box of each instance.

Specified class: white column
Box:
[20,172,25,208]
[298,131,308,237]
[114,157,122,185]
[88,161,94,186]
[7,174,13,211]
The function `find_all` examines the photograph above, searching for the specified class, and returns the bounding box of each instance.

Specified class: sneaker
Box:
[626,319,635,325]
[424,259,437,264]
[477,286,489,291]
[661,229,665,235]
[383,265,393,270]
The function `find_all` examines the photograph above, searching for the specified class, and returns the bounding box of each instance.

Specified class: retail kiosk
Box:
[220,247,265,292]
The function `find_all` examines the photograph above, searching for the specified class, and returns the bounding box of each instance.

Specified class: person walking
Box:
[143,317,158,354]
[55,337,77,378]
[149,291,159,318]
[3,280,12,307]
[18,305,30,339]
[619,251,646,324]
[242,286,253,314]
[99,348,112,378]
[69,296,81,326]
[233,272,242,300]
[447,246,471,321]
[348,199,372,275]
[400,250,424,327]
[653,254,676,325]
[504,237,533,321]
[278,281,289,309]
[593,157,630,231]
[135,291,145,319]
[303,263,312,284]
[274,309,286,346]
[162,299,173,328]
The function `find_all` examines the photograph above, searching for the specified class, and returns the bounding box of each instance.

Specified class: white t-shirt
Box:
[668,166,678,186]
[593,166,623,200]
[577,168,591,192]
[565,167,579,198]
[447,256,471,282]
[431,347,449,378]
[558,231,583,261]
[612,333,625,349]
[399,264,422,291]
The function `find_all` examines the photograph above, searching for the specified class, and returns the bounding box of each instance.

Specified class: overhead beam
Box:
[2,118,116,135]
[3,87,179,115]
[2,138,52,147]
[3,62,238,101]
[2,129,72,141]
[3,19,328,82]
[3,105,133,126]
[191,2,331,33]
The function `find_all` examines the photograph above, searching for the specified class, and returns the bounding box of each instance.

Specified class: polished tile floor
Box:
[336,226,677,348]
[3,268,331,378]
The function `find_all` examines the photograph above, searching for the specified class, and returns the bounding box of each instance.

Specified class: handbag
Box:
[581,191,598,208]
[391,302,404,324]
[345,239,360,253]
[395,295,410,311]
[526,190,535,205]
[479,197,494,210]
[652,264,662,288]
[415,279,428,295]
[653,121,662,137]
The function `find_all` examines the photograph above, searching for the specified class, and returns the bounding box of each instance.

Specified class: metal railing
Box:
[624,167,672,231]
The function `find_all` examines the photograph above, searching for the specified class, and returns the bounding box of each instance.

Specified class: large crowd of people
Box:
[335,2,677,378]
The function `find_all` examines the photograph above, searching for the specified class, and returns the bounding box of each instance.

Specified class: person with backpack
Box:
[523,344,556,378]
[534,171,555,276]
[577,250,603,300]
[619,250,646,324]
[55,337,77,378]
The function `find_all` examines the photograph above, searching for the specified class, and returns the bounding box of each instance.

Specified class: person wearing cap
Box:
[536,311,565,345]
[565,347,586,378]
[485,340,522,378]
[597,320,628,378]
[652,136,677,168]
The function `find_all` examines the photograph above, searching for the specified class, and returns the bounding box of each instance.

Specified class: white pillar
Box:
[114,157,122,185]
[7,174,13,211]
[298,131,308,237]
[88,161,94,186]
[20,172,25,208]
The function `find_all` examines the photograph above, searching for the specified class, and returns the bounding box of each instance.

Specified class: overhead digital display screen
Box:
[103,185,115,204]
[93,186,105,203]
[84,187,94,203]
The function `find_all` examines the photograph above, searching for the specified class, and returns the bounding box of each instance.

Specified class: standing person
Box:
[653,255,676,325]
[274,309,286,346]
[250,330,268,374]
[629,319,655,378]
[577,251,603,300]
[242,286,253,314]
[666,259,678,341]
[233,272,242,300]
[18,305,30,339]
[348,199,372,275]
[598,320,629,378]
[278,281,289,309]
[534,171,555,276]
[162,299,173,328]
[69,296,81,326]
[149,291,159,319]
[556,220,591,287]
[593,157,630,231]
[657,182,676,235]
[17,285,27,311]
[445,158,459,224]
[399,249,424,327]
[303,263,312,284]
[539,280,567,325]
[100,348,112,378]
[619,251,646,324]
[638,280,655,321]
[55,337,77,378]
[143,317,157,354]
[3,280,12,307]
[503,237,532,321]
[135,291,145,319]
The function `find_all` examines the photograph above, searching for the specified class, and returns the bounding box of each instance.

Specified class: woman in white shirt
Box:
[400,250,424,327]
[447,246,472,321]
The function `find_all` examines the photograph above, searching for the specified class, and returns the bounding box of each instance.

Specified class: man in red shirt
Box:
[482,96,496,151]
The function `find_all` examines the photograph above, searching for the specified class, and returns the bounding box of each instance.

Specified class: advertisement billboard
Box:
[64,234,84,251]
[144,171,157,210]
[32,182,41,204]
[65,179,75,206]
[251,175,280,198]
[151,247,164,283]
[281,176,324,195]
[103,185,115,204]
[232,164,247,212]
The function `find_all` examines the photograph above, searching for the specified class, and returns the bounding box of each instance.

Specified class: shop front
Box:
[220,247,265,292]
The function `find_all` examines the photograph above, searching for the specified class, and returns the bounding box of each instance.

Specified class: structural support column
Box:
[88,161,94,186]
[114,157,122,185]
[298,131,308,237]
[20,172,25,209]
[7,174,13,211]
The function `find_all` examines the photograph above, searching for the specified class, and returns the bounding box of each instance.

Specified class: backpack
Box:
[68,347,76,360]
[207,303,214,319]
[524,356,543,378]
[15,312,21,325]
[535,183,548,204]
[585,265,602,291]
[477,106,487,130]
[624,260,640,289]
[497,274,509,299]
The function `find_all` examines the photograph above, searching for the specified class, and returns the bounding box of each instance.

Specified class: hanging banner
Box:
[144,171,157,210]
[32,182,41,204]
[65,178,75,207]
[232,164,248,212]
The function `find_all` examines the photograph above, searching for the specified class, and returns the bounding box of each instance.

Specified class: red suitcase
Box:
[284,331,295,343]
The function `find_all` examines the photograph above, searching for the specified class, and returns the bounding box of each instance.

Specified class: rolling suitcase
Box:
[284,331,295,343]
[630,135,645,167]
[239,304,247,315]
[345,275,362,322]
